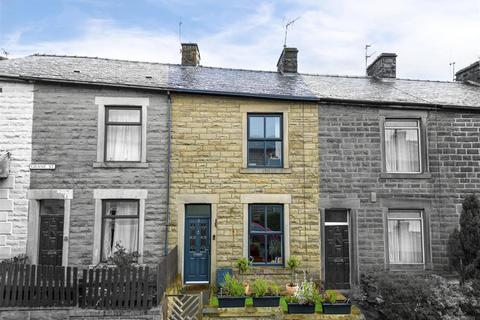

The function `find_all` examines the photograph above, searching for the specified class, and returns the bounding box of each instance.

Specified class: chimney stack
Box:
[367,53,397,78]
[455,61,480,83]
[181,43,200,66]
[277,47,298,74]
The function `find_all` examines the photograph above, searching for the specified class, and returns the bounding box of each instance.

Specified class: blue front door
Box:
[184,217,211,282]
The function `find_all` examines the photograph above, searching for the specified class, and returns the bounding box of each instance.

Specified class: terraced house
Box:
[0,44,479,293]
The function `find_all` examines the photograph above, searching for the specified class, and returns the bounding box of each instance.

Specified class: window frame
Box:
[384,118,422,174]
[104,106,143,163]
[248,203,284,266]
[100,199,140,262]
[386,210,425,265]
[247,113,284,168]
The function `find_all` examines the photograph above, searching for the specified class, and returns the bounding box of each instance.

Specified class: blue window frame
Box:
[248,204,284,266]
[247,114,283,168]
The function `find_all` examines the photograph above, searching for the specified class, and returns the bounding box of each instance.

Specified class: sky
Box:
[0,0,479,81]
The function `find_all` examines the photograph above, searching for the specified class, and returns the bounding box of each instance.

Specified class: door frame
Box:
[27,189,73,267]
[320,198,360,290]
[184,214,211,284]
[176,194,218,284]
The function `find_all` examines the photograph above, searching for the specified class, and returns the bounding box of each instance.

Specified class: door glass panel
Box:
[189,223,196,253]
[200,223,208,252]
[325,209,348,223]
[266,206,281,231]
[267,235,282,264]
[250,206,265,231]
[249,235,266,263]
[249,116,264,138]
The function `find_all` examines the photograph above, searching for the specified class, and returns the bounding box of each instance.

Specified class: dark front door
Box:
[325,211,350,289]
[38,200,65,266]
[184,205,211,283]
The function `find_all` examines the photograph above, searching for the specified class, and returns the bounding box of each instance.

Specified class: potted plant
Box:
[251,278,281,307]
[217,273,246,308]
[234,257,251,294]
[286,277,318,314]
[322,290,352,314]
[285,256,300,295]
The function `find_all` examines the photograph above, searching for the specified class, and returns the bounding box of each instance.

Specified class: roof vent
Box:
[367,53,397,78]
[277,47,298,74]
[455,61,480,83]
[181,43,200,67]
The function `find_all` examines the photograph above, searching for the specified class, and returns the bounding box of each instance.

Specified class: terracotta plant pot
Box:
[285,283,298,296]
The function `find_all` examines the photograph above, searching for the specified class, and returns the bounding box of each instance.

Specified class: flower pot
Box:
[217,296,246,308]
[285,284,298,296]
[322,302,352,314]
[287,303,315,314]
[252,296,280,307]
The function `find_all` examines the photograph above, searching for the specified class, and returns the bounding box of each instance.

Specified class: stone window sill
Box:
[93,162,149,169]
[380,172,431,179]
[240,168,292,174]
[387,263,431,272]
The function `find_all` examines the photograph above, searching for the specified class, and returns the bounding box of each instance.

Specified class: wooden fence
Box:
[0,246,178,310]
[0,263,77,307]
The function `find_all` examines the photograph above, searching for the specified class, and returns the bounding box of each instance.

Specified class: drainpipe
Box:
[164,91,172,256]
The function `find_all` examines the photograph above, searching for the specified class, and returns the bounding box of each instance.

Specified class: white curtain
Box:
[102,202,139,260]
[106,110,141,161]
[385,129,419,172]
[388,219,423,263]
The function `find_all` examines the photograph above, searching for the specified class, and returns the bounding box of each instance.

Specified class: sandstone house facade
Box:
[0,44,479,291]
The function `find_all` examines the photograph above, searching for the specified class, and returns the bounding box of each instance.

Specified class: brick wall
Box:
[319,103,480,273]
[170,94,320,280]
[30,83,169,266]
[0,81,34,259]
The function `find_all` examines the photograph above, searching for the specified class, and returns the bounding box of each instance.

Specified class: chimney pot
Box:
[455,61,480,83]
[181,43,200,66]
[367,53,397,78]
[277,47,298,74]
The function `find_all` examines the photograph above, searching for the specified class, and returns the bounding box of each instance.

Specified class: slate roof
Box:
[1,54,480,108]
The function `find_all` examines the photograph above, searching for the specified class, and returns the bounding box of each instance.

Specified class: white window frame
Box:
[384,119,422,174]
[27,189,73,267]
[92,189,147,265]
[94,97,148,167]
[387,210,425,265]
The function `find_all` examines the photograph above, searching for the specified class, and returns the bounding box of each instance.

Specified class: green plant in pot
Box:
[285,256,300,295]
[322,290,352,315]
[217,273,246,308]
[234,257,251,295]
[251,278,281,307]
[286,275,319,314]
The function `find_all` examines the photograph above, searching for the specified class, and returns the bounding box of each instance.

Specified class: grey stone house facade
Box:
[0,46,479,290]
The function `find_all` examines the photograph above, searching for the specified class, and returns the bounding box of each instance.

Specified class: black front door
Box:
[38,200,64,266]
[325,209,350,289]
[184,207,211,282]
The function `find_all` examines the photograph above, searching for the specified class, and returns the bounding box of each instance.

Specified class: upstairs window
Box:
[247,114,283,168]
[384,119,421,173]
[105,107,142,162]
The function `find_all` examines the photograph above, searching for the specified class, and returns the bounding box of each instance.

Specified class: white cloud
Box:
[2,0,480,80]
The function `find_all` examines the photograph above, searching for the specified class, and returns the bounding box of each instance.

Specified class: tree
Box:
[448,194,480,284]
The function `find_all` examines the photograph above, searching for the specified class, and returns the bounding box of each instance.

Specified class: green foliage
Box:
[0,254,28,264]
[106,243,140,268]
[292,277,319,305]
[220,273,245,297]
[357,269,480,320]
[234,257,250,274]
[250,278,280,297]
[448,194,480,283]
[324,290,337,304]
[286,256,300,284]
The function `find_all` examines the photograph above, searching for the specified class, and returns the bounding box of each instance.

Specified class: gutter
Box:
[164,91,172,256]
